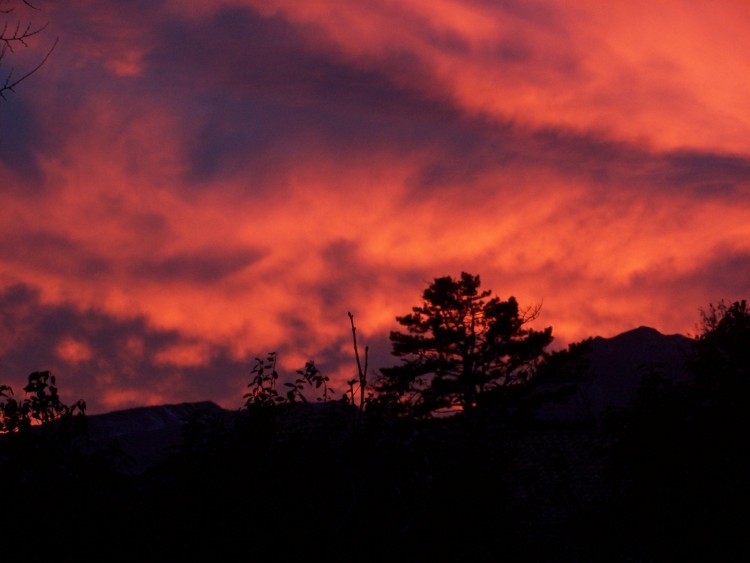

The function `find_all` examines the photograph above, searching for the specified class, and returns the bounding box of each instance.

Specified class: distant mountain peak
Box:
[538,325,695,422]
[627,325,664,336]
[85,401,226,474]
[595,325,665,342]
[593,325,691,348]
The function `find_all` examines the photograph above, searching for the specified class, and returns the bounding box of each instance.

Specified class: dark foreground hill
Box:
[1,326,746,562]
[84,400,225,474]
[82,326,694,470]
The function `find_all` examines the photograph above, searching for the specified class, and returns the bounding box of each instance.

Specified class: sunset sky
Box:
[2,0,749,414]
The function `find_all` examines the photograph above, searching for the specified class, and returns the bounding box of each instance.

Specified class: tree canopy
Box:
[689,299,750,411]
[376,272,553,416]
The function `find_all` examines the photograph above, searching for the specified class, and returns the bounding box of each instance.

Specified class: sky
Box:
[1,0,749,414]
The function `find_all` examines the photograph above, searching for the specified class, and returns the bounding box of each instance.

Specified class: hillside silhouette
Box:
[1,321,747,561]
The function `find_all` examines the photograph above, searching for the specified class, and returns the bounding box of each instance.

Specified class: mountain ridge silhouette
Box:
[84,326,695,472]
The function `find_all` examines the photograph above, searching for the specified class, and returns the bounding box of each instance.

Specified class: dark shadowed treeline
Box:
[1,283,749,561]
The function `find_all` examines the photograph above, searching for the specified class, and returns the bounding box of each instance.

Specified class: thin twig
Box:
[1,34,56,99]
[348,312,368,414]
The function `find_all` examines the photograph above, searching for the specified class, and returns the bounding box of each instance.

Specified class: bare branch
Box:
[520,299,543,323]
[348,311,368,413]
[1,19,48,47]
[0,34,55,99]
[1,0,54,100]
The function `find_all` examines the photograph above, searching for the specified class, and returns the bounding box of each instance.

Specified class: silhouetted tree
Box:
[0,370,86,433]
[516,337,595,421]
[598,299,750,561]
[0,370,89,502]
[1,0,57,99]
[690,299,750,409]
[376,272,553,416]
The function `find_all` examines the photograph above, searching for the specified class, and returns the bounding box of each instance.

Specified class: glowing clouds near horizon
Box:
[1,0,750,413]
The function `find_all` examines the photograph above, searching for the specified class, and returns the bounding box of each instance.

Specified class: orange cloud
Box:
[232,0,750,153]
[55,337,93,365]
[2,1,749,413]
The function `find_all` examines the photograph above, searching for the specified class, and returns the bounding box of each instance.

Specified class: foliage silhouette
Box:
[598,298,750,561]
[242,351,285,407]
[0,370,91,487]
[6,297,750,560]
[244,313,370,416]
[497,336,595,422]
[690,299,750,409]
[0,369,86,433]
[0,371,138,483]
[377,272,553,416]
[243,351,333,409]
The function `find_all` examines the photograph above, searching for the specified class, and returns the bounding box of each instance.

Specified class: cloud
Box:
[130,247,266,283]
[0,231,111,278]
[0,283,252,413]
[1,1,750,412]
[0,97,47,183]
[231,0,750,153]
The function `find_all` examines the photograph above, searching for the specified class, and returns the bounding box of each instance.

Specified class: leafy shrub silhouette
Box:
[0,370,86,434]
[242,351,286,407]
[243,351,333,409]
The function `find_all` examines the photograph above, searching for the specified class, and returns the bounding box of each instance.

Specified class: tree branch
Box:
[0,33,54,99]
[1,1,54,100]
[348,311,368,413]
